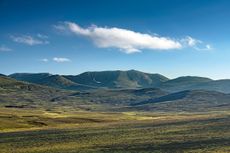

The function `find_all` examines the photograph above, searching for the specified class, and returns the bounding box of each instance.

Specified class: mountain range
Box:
[0,70,229,112]
[9,70,230,93]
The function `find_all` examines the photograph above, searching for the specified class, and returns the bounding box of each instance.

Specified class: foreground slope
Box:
[0,108,229,153]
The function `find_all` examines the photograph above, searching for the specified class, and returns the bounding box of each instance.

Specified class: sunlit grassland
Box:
[0,107,229,153]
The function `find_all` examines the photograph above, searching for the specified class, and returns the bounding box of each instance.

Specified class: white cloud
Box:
[11,35,49,46]
[39,58,71,63]
[181,36,213,51]
[0,45,12,52]
[56,22,182,54]
[53,57,71,63]
[55,22,213,53]
[40,58,49,62]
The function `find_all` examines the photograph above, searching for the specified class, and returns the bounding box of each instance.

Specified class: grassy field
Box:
[0,107,229,153]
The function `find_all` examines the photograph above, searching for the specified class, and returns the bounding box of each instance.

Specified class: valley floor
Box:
[0,108,229,153]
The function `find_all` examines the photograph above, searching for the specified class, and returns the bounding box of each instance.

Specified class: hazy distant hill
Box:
[65,70,169,88]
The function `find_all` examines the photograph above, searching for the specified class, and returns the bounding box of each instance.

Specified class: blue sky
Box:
[1,0,230,79]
